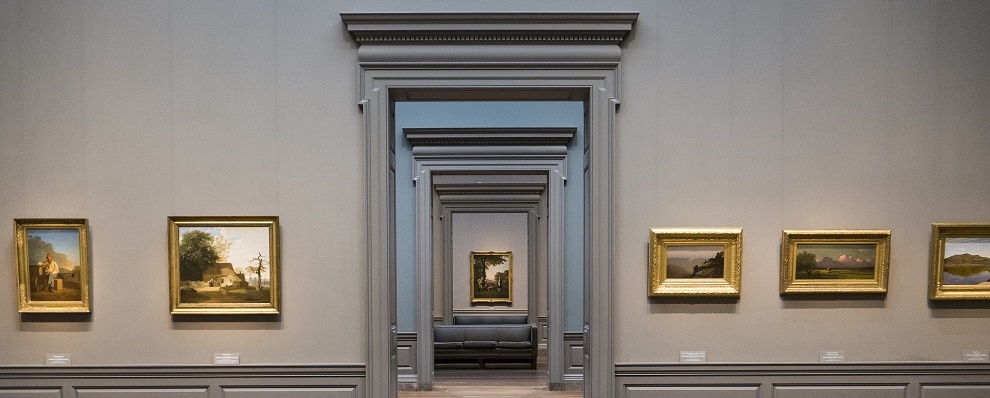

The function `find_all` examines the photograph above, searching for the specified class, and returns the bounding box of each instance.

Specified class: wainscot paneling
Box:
[0,364,364,398]
[562,332,584,385]
[397,332,419,385]
[615,363,990,398]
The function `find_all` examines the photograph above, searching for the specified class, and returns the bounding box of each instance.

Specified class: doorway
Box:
[393,102,585,391]
[344,12,636,398]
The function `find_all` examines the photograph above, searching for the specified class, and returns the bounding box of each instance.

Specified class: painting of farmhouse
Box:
[941,237,990,286]
[177,226,271,304]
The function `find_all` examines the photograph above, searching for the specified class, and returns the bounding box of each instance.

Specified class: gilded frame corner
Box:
[168,216,280,315]
[648,228,743,297]
[14,218,91,313]
[929,223,990,300]
[780,229,891,295]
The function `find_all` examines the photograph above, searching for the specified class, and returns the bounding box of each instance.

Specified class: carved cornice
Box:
[341,12,638,46]
[404,127,576,147]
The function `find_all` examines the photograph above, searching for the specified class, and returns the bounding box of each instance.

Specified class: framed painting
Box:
[14,219,91,313]
[780,230,890,294]
[168,216,280,314]
[470,251,512,304]
[929,223,990,300]
[648,228,742,297]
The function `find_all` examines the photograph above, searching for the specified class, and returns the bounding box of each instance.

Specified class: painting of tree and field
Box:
[665,245,725,279]
[794,244,876,280]
[177,226,272,304]
[942,237,990,286]
[471,252,512,303]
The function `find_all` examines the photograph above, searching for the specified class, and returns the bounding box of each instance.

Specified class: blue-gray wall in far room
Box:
[394,101,585,333]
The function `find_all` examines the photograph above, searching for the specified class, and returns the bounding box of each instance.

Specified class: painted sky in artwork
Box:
[666,245,723,259]
[28,229,80,265]
[180,226,270,278]
[797,244,875,263]
[944,237,990,258]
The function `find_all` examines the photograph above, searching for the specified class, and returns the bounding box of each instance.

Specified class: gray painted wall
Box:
[451,213,529,312]
[0,0,988,372]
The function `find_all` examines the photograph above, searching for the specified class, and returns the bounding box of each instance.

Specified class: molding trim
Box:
[0,364,366,379]
[614,362,990,377]
[340,12,637,46]
[405,127,576,147]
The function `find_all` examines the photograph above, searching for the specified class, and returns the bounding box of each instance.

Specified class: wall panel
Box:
[221,387,358,398]
[773,385,906,398]
[0,390,61,398]
[921,385,990,398]
[622,386,759,398]
[74,388,208,398]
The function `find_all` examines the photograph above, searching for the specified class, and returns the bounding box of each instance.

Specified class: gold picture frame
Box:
[780,230,890,294]
[929,223,990,300]
[470,251,512,304]
[14,218,91,313]
[648,228,742,297]
[168,216,280,314]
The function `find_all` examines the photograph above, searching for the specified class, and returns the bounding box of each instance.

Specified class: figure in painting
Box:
[43,253,59,292]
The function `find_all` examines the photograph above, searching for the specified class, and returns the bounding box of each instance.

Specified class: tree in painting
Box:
[473,254,507,288]
[178,230,221,281]
[796,251,817,277]
[246,252,268,290]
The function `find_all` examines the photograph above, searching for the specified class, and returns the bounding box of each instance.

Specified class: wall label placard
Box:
[46,354,71,366]
[964,350,989,362]
[213,353,240,365]
[679,351,707,363]
[820,350,846,362]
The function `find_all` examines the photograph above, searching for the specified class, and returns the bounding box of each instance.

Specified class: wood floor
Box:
[399,361,582,397]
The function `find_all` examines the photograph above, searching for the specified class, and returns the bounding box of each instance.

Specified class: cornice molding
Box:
[404,127,576,147]
[341,12,638,46]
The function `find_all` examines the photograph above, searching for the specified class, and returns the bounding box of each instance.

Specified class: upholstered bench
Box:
[433,322,537,368]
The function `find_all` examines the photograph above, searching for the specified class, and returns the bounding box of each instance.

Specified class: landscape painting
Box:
[780,230,890,294]
[470,251,512,303]
[940,237,990,286]
[168,216,280,314]
[793,244,877,280]
[665,245,725,279]
[14,218,91,313]
[648,228,743,297]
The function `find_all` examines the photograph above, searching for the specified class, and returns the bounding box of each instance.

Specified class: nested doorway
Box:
[393,102,584,390]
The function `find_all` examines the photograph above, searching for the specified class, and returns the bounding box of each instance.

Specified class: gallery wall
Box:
[0,0,988,371]
[451,213,529,313]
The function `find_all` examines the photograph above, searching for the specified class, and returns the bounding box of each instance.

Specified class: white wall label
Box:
[820,350,846,362]
[46,354,71,366]
[964,350,989,362]
[213,353,240,365]
[679,351,707,363]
